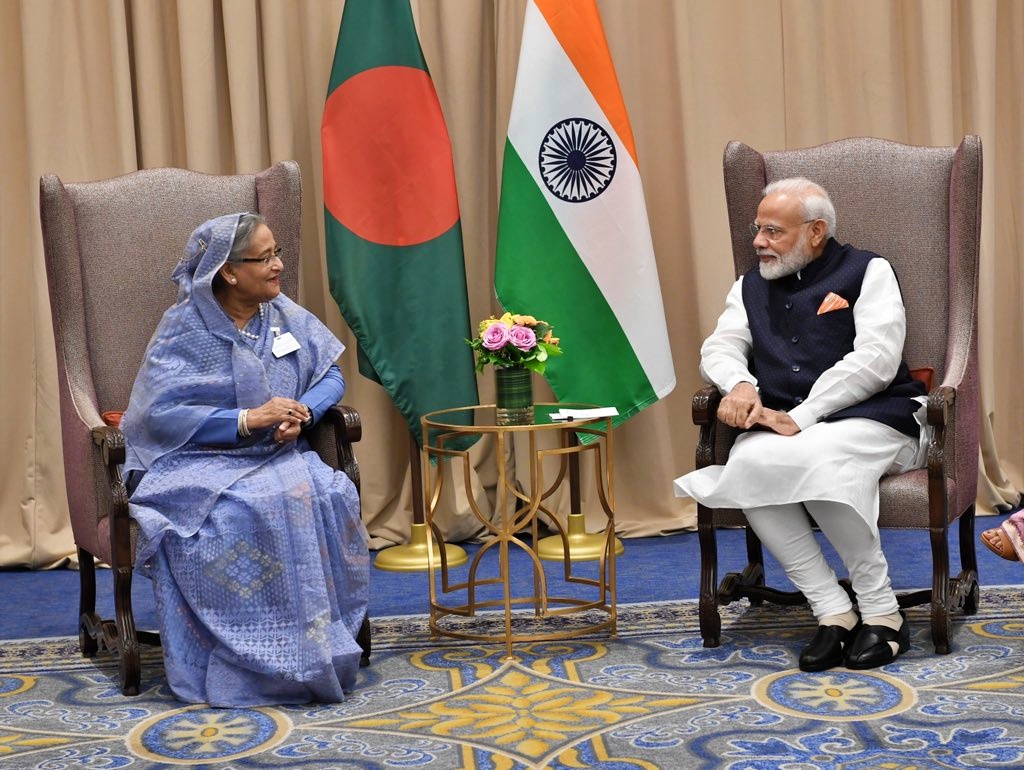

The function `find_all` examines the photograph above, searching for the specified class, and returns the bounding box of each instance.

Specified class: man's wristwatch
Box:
[300,404,314,428]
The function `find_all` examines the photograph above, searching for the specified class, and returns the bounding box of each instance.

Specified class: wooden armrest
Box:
[312,403,362,492]
[90,424,130,526]
[693,386,729,470]
[926,385,954,429]
[91,424,126,466]
[692,385,722,426]
[320,403,362,444]
[926,385,956,480]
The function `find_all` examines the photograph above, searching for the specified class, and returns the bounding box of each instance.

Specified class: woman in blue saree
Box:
[120,212,369,706]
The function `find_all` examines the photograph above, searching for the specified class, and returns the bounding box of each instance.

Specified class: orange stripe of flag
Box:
[534,0,638,166]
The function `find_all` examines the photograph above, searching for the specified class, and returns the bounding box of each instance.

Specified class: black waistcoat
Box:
[741,239,925,437]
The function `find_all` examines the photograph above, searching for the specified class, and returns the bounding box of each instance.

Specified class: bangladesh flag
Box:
[322,0,478,445]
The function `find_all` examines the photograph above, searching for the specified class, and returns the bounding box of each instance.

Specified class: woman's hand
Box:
[245,397,311,443]
[273,419,303,445]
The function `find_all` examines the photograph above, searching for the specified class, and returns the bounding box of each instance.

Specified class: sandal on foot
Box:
[981,528,1018,562]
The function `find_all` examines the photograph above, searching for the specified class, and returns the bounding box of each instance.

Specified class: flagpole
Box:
[373,432,468,571]
[536,430,624,562]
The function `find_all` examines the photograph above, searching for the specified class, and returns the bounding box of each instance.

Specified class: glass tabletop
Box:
[422,403,607,431]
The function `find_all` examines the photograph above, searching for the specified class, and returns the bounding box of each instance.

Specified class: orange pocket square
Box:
[817,292,850,315]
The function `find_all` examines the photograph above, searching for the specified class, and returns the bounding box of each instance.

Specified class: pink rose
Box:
[481,322,510,350]
[508,324,537,350]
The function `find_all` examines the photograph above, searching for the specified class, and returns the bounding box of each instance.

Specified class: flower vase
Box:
[494,366,534,426]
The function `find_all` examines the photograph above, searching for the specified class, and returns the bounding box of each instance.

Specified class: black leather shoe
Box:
[799,624,858,672]
[845,611,909,670]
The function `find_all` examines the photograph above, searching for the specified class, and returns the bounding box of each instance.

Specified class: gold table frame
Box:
[420,404,617,658]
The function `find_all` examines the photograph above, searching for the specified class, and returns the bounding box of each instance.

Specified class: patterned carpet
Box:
[3,590,1024,769]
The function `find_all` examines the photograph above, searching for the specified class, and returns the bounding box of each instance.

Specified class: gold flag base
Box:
[374,522,468,571]
[536,512,625,562]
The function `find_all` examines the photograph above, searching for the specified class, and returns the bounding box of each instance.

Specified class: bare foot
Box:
[981,527,1019,562]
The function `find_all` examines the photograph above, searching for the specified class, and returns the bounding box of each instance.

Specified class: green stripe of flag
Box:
[326,0,426,91]
[495,142,658,422]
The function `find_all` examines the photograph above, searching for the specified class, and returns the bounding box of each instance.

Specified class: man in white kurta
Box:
[674,177,927,671]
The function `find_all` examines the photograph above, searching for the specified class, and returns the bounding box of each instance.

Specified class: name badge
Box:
[272,331,301,358]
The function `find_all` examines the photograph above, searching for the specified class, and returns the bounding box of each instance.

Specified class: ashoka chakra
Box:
[538,117,617,202]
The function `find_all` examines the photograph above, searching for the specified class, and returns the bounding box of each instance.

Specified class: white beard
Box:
[758,233,815,280]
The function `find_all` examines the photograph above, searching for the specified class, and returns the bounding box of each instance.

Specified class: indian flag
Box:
[495,0,675,427]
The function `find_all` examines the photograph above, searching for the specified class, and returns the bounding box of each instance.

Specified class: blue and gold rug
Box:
[3,590,1024,768]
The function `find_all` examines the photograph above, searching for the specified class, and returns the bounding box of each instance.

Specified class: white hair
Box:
[762,177,836,238]
[228,212,268,262]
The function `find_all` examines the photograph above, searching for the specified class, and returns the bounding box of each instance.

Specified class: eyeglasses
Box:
[233,246,283,265]
[749,220,817,241]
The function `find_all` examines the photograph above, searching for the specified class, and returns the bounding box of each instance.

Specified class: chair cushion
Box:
[101,411,124,427]
[909,367,934,392]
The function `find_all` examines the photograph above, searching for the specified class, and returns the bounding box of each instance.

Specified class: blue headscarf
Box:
[121,213,343,475]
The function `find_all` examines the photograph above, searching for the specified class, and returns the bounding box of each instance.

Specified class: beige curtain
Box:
[2,0,1021,566]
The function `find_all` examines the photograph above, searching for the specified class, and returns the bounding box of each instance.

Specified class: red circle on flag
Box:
[322,66,460,247]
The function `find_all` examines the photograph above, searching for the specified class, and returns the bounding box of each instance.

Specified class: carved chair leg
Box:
[959,504,980,615]
[358,614,372,667]
[113,564,142,696]
[698,510,721,648]
[929,523,952,655]
[77,547,99,658]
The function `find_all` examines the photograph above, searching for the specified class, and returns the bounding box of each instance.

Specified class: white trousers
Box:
[744,500,897,619]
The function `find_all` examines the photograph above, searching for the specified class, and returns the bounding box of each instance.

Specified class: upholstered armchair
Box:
[39,162,364,694]
[694,136,982,654]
